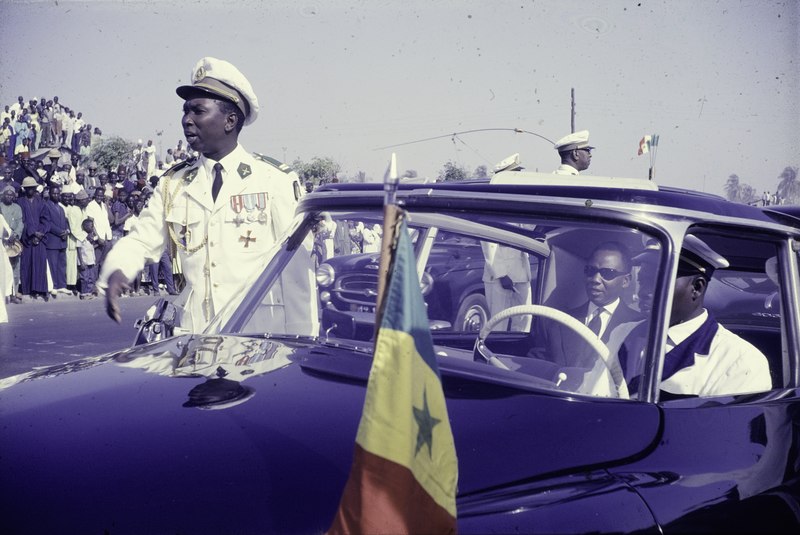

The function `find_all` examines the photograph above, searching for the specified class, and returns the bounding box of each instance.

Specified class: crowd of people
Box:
[0,94,194,315]
[0,95,101,162]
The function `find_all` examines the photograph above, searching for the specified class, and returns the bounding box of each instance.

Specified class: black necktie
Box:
[211,162,223,202]
[587,308,604,337]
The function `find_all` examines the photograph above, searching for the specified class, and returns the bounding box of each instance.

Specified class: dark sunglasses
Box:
[584,265,629,281]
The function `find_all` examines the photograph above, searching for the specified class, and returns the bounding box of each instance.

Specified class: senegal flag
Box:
[328,210,458,534]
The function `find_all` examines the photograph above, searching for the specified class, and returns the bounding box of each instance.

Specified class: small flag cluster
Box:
[638,134,660,180]
[637,134,659,156]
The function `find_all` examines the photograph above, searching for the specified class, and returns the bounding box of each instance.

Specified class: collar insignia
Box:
[183,167,199,184]
[238,162,251,179]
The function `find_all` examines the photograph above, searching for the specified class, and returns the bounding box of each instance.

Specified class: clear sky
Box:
[1,0,797,195]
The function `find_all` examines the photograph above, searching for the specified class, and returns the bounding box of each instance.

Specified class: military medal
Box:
[255,192,269,224]
[230,194,245,226]
[239,230,256,248]
[243,193,257,222]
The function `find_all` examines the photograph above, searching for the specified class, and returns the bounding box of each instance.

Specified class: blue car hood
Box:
[0,334,660,534]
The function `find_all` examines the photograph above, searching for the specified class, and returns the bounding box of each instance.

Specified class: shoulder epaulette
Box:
[252,152,293,174]
[161,160,191,179]
[160,158,202,185]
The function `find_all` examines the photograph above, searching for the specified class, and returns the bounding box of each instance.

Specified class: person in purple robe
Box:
[43,185,69,294]
[17,177,51,299]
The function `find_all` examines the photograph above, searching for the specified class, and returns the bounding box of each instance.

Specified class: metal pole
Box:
[571,88,575,133]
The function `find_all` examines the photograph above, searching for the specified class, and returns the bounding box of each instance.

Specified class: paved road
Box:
[0,294,163,379]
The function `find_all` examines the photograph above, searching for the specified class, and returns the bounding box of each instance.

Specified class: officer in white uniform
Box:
[482,153,532,331]
[100,57,311,333]
[553,130,594,175]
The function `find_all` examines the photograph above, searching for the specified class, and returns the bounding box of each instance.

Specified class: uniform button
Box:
[210,241,215,247]
[211,262,217,267]
[182,220,186,225]
[213,283,219,288]
[210,221,216,227]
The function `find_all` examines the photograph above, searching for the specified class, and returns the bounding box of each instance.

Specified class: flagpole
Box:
[651,134,659,181]
[375,153,401,333]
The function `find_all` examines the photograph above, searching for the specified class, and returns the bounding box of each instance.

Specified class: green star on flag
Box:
[413,388,441,458]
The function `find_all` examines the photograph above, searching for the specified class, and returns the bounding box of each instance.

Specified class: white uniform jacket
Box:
[554,164,580,176]
[99,144,303,331]
[661,310,772,397]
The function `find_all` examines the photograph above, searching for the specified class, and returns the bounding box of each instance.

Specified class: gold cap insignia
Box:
[193,66,206,83]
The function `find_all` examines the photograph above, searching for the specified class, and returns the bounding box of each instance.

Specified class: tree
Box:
[89,136,137,172]
[292,156,342,185]
[776,166,800,204]
[473,165,488,179]
[739,184,759,205]
[724,174,741,202]
[438,161,468,182]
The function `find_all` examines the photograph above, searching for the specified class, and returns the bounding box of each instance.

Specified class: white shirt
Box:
[85,199,112,241]
[662,310,771,397]
[586,298,621,340]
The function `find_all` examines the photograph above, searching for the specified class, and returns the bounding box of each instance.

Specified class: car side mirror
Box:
[134,298,178,345]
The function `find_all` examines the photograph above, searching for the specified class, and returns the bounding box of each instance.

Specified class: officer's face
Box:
[584,249,630,307]
[182,97,232,158]
[669,274,703,327]
[574,148,592,171]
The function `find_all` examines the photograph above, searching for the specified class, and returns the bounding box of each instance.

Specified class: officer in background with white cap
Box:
[100,57,314,335]
[553,130,594,175]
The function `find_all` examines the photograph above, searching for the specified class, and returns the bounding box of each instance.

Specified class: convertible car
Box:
[2,172,799,534]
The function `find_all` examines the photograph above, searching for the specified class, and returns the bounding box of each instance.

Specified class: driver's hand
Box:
[498,275,515,292]
[105,269,130,324]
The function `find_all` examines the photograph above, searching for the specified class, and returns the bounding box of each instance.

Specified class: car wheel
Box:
[454,293,489,332]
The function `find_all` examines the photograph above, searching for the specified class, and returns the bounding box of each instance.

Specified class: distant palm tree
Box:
[776,166,799,204]
[724,174,741,202]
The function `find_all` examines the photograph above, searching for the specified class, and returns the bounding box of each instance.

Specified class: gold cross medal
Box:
[239,230,256,248]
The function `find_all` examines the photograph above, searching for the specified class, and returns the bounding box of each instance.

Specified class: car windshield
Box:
[208,205,663,400]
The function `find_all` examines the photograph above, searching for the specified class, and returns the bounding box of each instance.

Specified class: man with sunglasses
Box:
[553,130,593,176]
[577,241,643,342]
[529,241,643,369]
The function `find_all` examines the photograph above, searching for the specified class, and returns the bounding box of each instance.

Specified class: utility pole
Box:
[570,88,575,133]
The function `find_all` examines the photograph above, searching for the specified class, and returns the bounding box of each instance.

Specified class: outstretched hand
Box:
[105,269,131,324]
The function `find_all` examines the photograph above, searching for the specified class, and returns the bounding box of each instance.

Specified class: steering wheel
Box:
[475,304,628,399]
